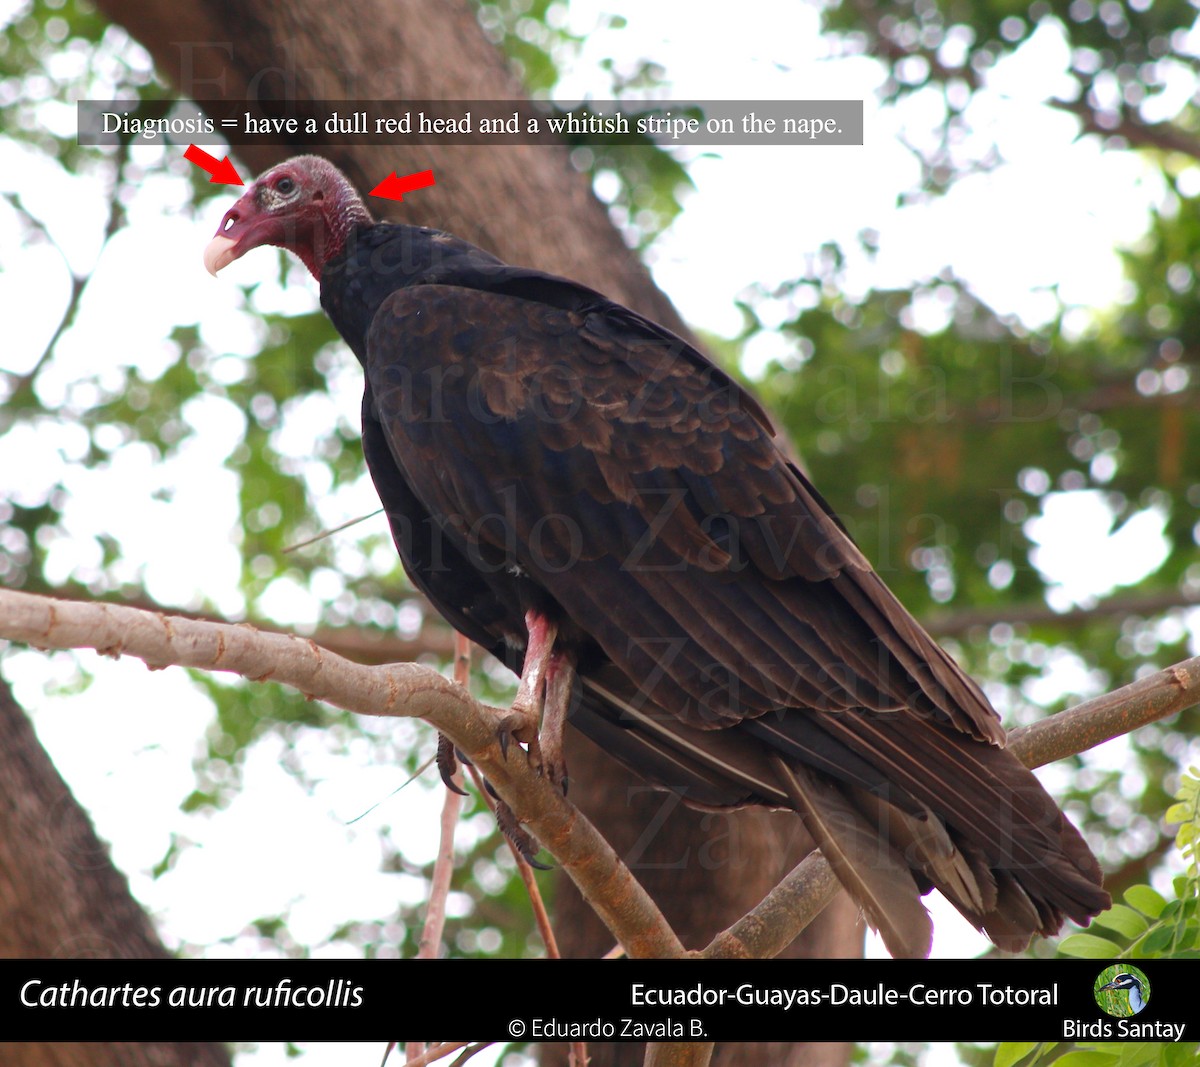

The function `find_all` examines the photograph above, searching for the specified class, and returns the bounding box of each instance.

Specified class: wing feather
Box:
[770,755,933,960]
[354,261,1107,954]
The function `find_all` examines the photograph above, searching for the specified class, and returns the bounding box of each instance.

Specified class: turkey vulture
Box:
[204,155,1109,957]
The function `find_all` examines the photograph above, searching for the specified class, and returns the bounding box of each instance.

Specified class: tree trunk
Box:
[0,675,231,1067]
[85,1,863,1063]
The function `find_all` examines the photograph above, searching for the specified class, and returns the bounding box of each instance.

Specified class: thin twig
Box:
[397,1042,471,1067]
[453,634,472,688]
[415,637,471,963]
[4,140,130,408]
[464,762,562,959]
[447,1045,493,1067]
[282,508,385,553]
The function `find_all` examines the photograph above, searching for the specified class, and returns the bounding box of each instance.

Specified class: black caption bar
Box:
[2,959,1194,1043]
[76,99,864,147]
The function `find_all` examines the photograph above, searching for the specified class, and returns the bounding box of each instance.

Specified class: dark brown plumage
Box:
[205,155,1110,957]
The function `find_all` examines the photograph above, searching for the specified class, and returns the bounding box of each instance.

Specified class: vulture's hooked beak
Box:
[204,192,257,276]
[204,234,240,276]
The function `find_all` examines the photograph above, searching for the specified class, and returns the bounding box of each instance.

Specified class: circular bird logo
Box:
[1094,966,1150,1017]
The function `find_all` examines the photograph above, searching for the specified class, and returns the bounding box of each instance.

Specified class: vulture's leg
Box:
[497,610,571,790]
[540,651,576,794]
[497,610,557,759]
[492,610,563,865]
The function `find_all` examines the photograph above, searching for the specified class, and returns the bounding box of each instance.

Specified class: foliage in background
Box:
[984,766,1199,1065]
[1058,765,1200,963]
[948,767,1200,1067]
[993,1042,1199,1067]
[802,0,1200,924]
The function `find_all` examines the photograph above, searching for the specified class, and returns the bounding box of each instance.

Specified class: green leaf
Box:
[1123,885,1168,919]
[1165,802,1191,824]
[1115,1044,1160,1067]
[180,789,218,814]
[1092,904,1150,939]
[1140,925,1174,954]
[1050,1053,1119,1067]
[1163,1043,1200,1067]
[1058,933,1122,958]
[995,1042,1038,1067]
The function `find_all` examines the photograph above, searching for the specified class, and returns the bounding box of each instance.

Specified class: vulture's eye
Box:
[276,177,296,195]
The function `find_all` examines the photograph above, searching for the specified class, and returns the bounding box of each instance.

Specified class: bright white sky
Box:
[2,2,1198,1065]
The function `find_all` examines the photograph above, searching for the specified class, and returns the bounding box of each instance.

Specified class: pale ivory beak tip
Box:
[204,234,239,277]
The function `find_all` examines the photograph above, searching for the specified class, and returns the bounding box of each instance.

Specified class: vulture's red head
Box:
[204,155,372,281]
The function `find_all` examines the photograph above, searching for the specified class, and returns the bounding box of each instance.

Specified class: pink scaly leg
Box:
[497,610,557,756]
[540,651,575,794]
[497,609,572,791]
[493,610,572,865]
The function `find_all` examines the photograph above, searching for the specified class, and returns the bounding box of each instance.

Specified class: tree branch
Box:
[45,589,459,665]
[699,853,840,961]
[4,586,1199,971]
[1007,657,1200,768]
[0,587,684,962]
[924,588,1200,639]
[78,581,1197,676]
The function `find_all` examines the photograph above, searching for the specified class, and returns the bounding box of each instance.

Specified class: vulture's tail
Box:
[571,666,1109,959]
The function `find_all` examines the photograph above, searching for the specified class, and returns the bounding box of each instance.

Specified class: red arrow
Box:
[184,145,243,186]
[369,169,436,201]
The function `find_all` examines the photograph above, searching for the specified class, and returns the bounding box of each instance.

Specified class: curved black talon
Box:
[496,710,537,763]
[495,799,552,869]
[496,715,516,761]
[436,733,469,796]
